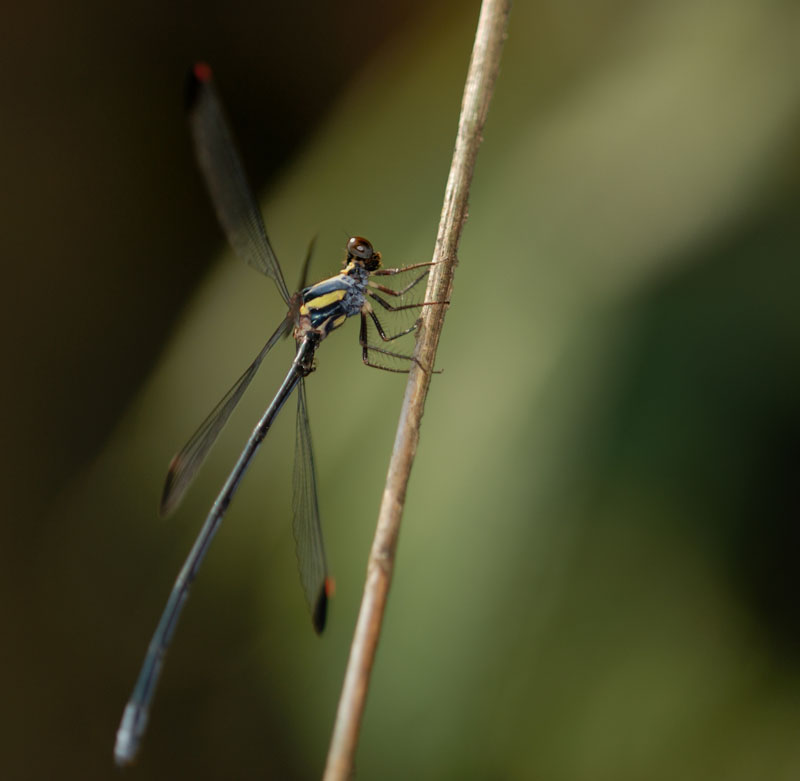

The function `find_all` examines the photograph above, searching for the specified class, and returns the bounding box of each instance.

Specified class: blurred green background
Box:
[3,0,800,778]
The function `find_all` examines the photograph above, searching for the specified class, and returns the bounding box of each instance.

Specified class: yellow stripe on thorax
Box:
[299,287,346,315]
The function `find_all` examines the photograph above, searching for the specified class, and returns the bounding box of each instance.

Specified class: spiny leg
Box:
[368,270,429,297]
[368,290,446,314]
[372,261,437,277]
[363,295,449,342]
[359,311,421,373]
[367,306,418,342]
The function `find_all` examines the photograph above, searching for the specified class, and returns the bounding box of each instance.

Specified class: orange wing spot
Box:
[325,576,336,599]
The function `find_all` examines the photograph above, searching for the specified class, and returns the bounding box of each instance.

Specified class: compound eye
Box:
[347,236,373,260]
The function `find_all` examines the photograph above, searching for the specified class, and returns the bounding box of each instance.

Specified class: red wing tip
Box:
[185,63,213,111]
[192,62,213,82]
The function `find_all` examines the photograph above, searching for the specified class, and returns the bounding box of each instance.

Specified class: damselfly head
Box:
[346,236,381,270]
[347,236,374,259]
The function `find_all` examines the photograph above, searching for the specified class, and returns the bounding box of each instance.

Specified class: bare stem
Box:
[323,1,511,778]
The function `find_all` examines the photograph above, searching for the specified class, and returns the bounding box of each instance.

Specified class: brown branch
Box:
[322,1,512,778]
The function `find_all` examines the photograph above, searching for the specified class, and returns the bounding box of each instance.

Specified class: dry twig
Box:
[323,1,511,777]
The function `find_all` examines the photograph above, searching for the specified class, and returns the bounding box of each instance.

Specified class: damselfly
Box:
[114,63,439,765]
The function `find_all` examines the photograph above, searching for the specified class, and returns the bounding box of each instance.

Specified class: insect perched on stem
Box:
[114,63,441,765]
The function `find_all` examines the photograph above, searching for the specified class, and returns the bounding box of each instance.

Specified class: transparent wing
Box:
[296,234,317,293]
[160,317,292,516]
[186,63,291,305]
[292,377,329,633]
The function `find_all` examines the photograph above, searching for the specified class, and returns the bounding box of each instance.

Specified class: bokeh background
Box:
[3,0,800,778]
